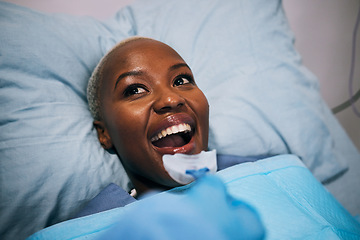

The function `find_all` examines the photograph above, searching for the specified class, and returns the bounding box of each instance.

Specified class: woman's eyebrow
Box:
[169,63,191,72]
[114,70,144,90]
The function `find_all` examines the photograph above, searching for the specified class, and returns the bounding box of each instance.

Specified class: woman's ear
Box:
[93,121,113,149]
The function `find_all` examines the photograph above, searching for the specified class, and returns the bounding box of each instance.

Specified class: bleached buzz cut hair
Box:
[87,36,149,121]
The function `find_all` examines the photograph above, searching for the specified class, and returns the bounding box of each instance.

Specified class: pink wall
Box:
[283,0,360,150]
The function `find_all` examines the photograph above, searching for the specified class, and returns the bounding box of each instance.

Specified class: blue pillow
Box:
[126,0,356,183]
[0,2,133,239]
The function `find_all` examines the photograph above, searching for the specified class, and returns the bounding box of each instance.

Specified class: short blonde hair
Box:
[87,36,149,120]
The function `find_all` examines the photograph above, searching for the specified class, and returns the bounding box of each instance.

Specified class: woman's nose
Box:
[153,90,185,113]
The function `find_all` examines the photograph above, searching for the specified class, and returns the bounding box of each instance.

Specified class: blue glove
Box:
[98,174,265,240]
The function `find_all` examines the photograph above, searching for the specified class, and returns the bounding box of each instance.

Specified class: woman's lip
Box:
[152,135,197,155]
[149,113,195,140]
[149,113,197,155]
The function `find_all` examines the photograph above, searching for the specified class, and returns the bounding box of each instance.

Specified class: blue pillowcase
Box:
[0,2,133,239]
[127,0,353,182]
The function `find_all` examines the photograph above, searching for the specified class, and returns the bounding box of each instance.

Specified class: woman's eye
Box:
[173,76,192,87]
[124,85,147,97]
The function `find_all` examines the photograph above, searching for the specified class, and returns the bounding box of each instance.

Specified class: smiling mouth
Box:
[151,123,193,148]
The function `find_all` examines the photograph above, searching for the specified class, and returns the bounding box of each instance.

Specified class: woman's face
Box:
[96,39,209,192]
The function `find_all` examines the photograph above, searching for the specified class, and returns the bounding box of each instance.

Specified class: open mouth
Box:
[151,123,194,148]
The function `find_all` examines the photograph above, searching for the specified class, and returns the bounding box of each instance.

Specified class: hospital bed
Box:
[0,0,359,239]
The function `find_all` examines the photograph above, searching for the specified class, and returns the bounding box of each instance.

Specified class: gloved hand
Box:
[98,174,265,240]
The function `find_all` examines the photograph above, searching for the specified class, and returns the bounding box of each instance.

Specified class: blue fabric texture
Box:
[27,155,360,240]
[1,0,360,239]
[217,154,264,171]
[0,2,134,239]
[74,154,266,218]
[98,175,265,240]
[74,184,136,219]
[126,0,358,183]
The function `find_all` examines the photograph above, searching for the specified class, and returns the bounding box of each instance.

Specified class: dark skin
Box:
[94,38,209,196]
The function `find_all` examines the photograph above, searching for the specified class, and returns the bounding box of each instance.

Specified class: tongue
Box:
[153,134,186,148]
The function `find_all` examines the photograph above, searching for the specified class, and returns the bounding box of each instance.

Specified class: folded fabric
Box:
[27,155,360,240]
[73,154,267,218]
[74,184,136,219]
[0,2,133,239]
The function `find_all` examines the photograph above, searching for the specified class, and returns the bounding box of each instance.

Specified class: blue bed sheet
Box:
[27,155,360,240]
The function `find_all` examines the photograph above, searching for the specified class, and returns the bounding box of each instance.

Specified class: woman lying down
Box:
[28,37,360,240]
[81,36,266,215]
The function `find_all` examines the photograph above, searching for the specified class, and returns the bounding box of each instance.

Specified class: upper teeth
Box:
[151,123,191,142]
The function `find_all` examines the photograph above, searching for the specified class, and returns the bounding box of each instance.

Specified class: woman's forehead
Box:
[99,38,189,94]
[109,39,183,65]
[103,39,186,76]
